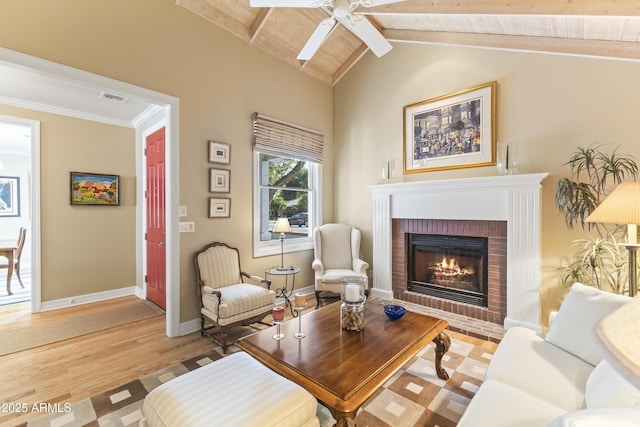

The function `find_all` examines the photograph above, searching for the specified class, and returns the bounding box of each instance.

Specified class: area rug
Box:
[0,300,163,356]
[21,336,494,427]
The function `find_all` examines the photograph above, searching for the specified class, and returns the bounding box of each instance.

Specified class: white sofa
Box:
[458,283,640,427]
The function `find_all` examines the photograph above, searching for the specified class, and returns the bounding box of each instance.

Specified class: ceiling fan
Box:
[249,0,404,61]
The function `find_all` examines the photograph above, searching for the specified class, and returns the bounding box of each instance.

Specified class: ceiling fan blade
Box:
[336,15,392,57]
[249,0,318,7]
[297,18,336,60]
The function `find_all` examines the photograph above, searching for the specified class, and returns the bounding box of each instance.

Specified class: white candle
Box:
[294,293,306,307]
[345,284,360,303]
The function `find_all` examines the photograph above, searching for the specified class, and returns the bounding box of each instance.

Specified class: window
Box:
[252,113,324,258]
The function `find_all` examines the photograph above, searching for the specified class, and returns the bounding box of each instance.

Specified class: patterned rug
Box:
[21,334,494,427]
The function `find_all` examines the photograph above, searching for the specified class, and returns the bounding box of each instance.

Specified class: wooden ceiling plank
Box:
[385,28,640,61]
[176,0,251,40]
[620,18,640,42]
[366,0,640,16]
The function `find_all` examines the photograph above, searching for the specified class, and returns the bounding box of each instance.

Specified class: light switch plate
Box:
[179,222,195,232]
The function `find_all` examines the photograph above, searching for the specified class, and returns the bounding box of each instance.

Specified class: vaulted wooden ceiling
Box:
[176,0,640,86]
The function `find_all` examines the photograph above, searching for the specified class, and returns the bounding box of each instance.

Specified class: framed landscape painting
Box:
[70,172,120,206]
[0,176,20,217]
[404,81,496,174]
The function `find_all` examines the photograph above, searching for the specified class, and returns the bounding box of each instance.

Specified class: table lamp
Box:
[273,217,291,271]
[586,181,640,296]
[596,295,640,389]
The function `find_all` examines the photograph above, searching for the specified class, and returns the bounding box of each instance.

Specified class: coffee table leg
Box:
[433,331,451,380]
[329,408,356,427]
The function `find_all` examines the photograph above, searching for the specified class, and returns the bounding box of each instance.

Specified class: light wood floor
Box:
[0,296,497,427]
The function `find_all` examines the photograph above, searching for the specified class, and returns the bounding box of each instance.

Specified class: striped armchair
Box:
[195,242,276,352]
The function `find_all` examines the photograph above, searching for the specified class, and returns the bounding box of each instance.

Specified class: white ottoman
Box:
[139,352,319,427]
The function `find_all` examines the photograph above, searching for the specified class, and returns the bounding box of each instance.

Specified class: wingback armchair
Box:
[195,242,276,352]
[312,223,369,308]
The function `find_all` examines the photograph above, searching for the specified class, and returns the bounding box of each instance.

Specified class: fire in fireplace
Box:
[407,233,488,307]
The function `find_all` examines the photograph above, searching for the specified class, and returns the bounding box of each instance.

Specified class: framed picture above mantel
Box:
[404,81,496,174]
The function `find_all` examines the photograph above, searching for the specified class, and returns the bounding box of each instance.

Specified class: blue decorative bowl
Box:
[383,305,406,321]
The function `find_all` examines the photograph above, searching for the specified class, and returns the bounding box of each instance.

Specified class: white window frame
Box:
[253,152,322,258]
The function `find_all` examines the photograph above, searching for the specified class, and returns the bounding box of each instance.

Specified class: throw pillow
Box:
[586,360,640,408]
[545,283,630,366]
[547,408,640,427]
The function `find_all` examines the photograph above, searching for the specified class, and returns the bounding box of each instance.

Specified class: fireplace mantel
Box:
[369,173,549,331]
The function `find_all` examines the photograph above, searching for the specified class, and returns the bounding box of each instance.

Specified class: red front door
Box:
[146,127,166,310]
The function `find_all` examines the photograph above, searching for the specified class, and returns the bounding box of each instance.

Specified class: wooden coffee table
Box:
[237,299,450,427]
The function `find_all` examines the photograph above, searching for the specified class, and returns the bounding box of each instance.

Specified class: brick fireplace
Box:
[393,218,507,325]
[369,173,548,332]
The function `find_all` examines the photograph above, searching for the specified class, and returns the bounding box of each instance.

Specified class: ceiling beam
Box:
[368,0,640,16]
[332,43,369,86]
[385,29,640,61]
[249,8,271,44]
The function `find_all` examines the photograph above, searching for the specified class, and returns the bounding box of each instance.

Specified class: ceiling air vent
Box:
[99,91,127,103]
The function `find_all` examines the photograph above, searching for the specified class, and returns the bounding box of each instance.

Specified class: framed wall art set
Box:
[208,140,231,218]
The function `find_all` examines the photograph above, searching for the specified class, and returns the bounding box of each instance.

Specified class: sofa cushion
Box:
[545,283,630,366]
[457,379,566,427]
[586,359,640,409]
[485,326,594,412]
[547,408,640,427]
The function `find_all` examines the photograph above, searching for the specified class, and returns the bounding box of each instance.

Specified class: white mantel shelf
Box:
[369,173,549,332]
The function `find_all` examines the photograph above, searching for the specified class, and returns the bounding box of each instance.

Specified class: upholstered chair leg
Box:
[315,291,321,309]
[220,326,229,353]
[200,316,206,336]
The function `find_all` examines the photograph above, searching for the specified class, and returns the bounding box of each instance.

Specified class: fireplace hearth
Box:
[408,233,488,307]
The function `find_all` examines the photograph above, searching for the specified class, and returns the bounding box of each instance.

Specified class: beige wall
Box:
[0,0,333,320]
[334,43,640,324]
[0,105,136,300]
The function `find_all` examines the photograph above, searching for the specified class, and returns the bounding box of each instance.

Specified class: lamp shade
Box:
[586,182,640,225]
[596,296,640,389]
[273,217,292,233]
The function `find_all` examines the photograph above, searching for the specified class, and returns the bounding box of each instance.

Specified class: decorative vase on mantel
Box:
[496,141,518,175]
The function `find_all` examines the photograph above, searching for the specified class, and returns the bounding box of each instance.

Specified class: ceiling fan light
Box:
[333,0,350,17]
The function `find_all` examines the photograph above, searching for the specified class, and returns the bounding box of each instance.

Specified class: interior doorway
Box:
[0,117,38,308]
[0,48,180,337]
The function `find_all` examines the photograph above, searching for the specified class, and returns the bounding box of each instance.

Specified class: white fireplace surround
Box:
[369,173,549,332]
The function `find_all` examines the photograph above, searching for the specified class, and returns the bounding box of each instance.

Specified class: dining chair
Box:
[0,227,27,289]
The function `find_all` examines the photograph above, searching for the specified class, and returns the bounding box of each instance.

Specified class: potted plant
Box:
[555,144,638,294]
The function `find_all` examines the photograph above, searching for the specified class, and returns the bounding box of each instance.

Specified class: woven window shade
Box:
[252,112,324,163]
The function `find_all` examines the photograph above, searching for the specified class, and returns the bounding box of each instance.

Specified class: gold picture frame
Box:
[404,81,496,174]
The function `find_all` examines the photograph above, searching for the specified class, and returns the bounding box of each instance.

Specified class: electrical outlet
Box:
[179,205,188,217]
[179,222,195,233]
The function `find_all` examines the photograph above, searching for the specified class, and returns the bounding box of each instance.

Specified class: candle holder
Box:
[272,306,285,340]
[293,293,306,339]
[340,277,366,332]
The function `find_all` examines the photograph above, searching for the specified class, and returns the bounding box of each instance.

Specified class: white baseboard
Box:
[40,286,139,312]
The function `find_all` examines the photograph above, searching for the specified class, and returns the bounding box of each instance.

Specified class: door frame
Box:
[0,48,181,338]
